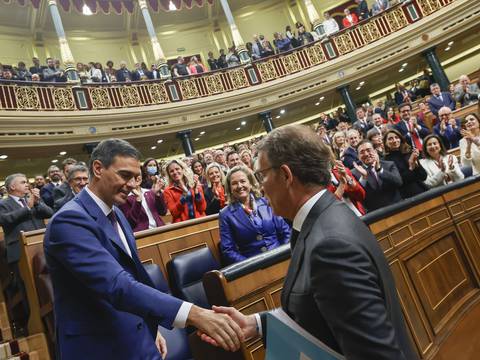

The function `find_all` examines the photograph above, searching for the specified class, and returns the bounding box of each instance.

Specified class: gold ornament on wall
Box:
[204,74,224,95]
[119,86,141,106]
[53,87,75,110]
[178,79,200,99]
[229,69,249,89]
[148,83,170,104]
[14,86,41,110]
[89,87,112,109]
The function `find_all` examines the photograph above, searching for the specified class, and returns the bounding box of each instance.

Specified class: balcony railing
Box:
[0,0,455,112]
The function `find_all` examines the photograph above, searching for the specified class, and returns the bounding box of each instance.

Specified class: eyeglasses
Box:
[253,166,276,184]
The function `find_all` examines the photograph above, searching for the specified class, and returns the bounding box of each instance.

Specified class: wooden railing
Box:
[0,0,456,112]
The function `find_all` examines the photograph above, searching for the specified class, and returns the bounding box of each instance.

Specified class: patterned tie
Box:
[19,198,28,208]
[367,166,379,189]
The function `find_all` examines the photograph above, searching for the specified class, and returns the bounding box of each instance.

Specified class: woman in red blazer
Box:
[342,8,359,28]
[327,159,366,216]
[163,159,207,223]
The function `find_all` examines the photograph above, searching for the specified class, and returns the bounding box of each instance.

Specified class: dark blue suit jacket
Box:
[427,92,456,117]
[394,119,430,148]
[219,197,291,264]
[40,182,56,208]
[44,189,182,360]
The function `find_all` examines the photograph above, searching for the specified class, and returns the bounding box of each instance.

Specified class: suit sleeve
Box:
[273,215,291,245]
[379,162,403,188]
[0,203,31,226]
[154,192,168,216]
[219,210,247,264]
[32,201,54,219]
[119,197,143,229]
[40,186,54,208]
[310,237,407,360]
[45,209,183,329]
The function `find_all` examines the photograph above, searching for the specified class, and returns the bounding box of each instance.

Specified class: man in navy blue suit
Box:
[44,139,242,360]
[427,83,456,118]
[395,103,430,150]
[40,165,63,208]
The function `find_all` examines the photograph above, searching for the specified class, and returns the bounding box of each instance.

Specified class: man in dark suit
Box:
[342,128,362,169]
[53,164,89,212]
[115,61,133,82]
[40,165,63,208]
[44,139,242,360]
[203,125,418,359]
[427,83,456,118]
[395,102,430,150]
[352,107,373,136]
[352,140,403,212]
[0,173,53,336]
[52,158,77,209]
[355,0,370,20]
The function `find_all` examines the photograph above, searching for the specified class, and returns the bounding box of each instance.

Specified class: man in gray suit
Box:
[0,173,53,335]
[455,74,480,107]
[203,125,418,359]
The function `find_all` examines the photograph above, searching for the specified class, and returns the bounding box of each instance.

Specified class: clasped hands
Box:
[188,305,258,352]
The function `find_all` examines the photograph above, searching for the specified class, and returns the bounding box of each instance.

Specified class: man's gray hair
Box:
[257,125,331,187]
[67,165,89,182]
[4,173,26,192]
[47,165,60,173]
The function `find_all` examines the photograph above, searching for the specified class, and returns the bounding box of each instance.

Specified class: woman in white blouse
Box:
[420,134,464,188]
[460,113,480,175]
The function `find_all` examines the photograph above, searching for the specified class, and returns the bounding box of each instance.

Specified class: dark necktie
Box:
[19,198,28,208]
[107,210,119,236]
[367,166,379,189]
[290,229,300,249]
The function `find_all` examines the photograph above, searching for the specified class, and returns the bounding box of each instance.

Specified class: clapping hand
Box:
[153,177,165,194]
[447,155,454,170]
[408,149,419,171]
[353,162,368,179]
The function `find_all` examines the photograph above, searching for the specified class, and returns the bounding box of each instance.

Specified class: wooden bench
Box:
[203,176,480,360]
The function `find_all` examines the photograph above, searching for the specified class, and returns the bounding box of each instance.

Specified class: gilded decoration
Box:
[282,54,302,74]
[148,83,169,104]
[334,34,356,55]
[53,88,75,110]
[417,0,441,15]
[256,60,277,82]
[229,69,249,89]
[119,86,141,106]
[14,86,40,110]
[178,79,200,99]
[305,43,326,65]
[89,87,112,109]
[204,74,224,94]
[359,22,381,44]
[384,7,409,31]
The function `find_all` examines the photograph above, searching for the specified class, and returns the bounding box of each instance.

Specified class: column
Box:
[422,47,450,91]
[177,130,194,157]
[337,85,357,123]
[259,112,275,133]
[302,0,323,36]
[138,0,170,79]
[219,0,250,64]
[47,0,78,82]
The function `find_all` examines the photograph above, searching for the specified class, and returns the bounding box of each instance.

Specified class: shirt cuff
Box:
[173,301,193,328]
[254,313,263,336]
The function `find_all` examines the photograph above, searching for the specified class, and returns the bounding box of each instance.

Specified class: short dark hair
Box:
[226,150,239,161]
[398,103,412,111]
[88,139,141,175]
[383,128,411,155]
[257,125,330,187]
[62,157,77,171]
[423,134,447,159]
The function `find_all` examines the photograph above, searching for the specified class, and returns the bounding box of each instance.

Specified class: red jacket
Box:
[163,185,207,223]
[327,167,366,215]
[342,13,359,28]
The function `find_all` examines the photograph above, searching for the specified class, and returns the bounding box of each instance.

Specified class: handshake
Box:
[188,304,259,352]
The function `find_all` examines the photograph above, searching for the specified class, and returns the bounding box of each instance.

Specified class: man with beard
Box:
[40,165,63,208]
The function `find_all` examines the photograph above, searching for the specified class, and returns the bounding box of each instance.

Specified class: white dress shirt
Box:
[85,186,193,328]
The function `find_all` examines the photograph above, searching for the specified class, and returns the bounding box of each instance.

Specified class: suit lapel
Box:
[231,203,254,230]
[281,192,336,310]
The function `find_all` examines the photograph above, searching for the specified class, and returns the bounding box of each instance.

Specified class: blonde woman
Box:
[163,159,206,223]
[239,149,254,169]
[203,162,227,215]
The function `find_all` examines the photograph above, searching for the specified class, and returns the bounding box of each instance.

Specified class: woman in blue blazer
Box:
[219,165,291,264]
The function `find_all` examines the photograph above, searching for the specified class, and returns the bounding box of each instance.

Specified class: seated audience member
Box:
[140,158,161,189]
[40,165,63,208]
[371,113,388,135]
[15,62,32,81]
[367,128,385,158]
[434,106,462,149]
[394,82,416,106]
[203,151,214,165]
[203,163,227,215]
[322,12,339,36]
[42,58,64,82]
[214,149,229,173]
[226,46,241,67]
[115,61,132,82]
[217,49,228,68]
[219,166,291,264]
[273,32,292,54]
[353,107,373,136]
[460,113,480,175]
[191,159,208,188]
[188,56,207,74]
[1,69,15,81]
[384,129,428,198]
[372,0,389,16]
[240,149,254,169]
[53,165,89,212]
[342,129,362,168]
[342,8,359,28]
[31,73,40,81]
[395,103,430,150]
[119,175,167,232]
[427,83,456,118]
[226,151,242,169]
[420,135,464,188]
[163,160,206,223]
[316,124,331,146]
[454,75,480,107]
[52,158,77,206]
[29,57,44,79]
[352,140,403,212]
[332,131,347,159]
[34,175,45,191]
[355,0,370,20]
[207,51,219,71]
[327,158,365,216]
